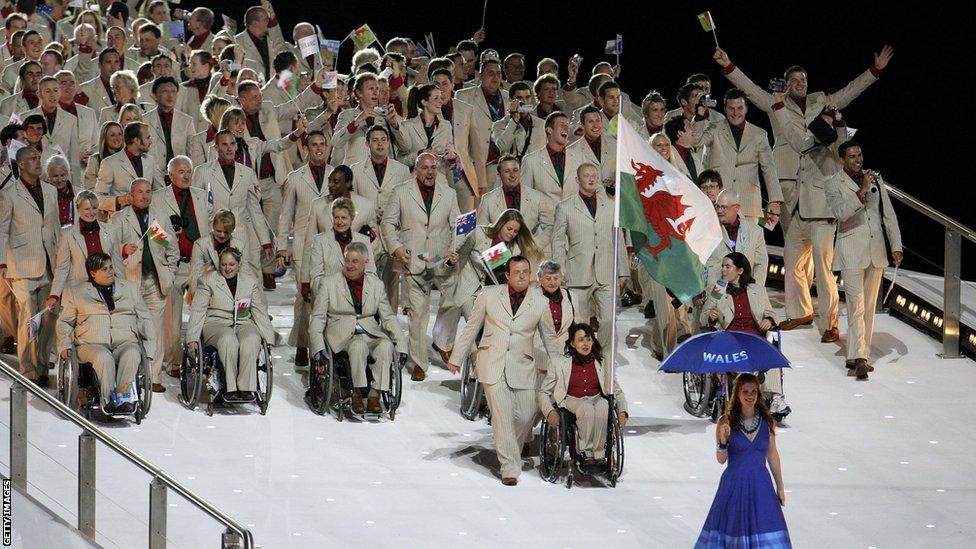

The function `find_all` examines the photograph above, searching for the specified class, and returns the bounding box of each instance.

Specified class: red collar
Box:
[546,144,564,156]
[125,148,142,161]
[217,158,235,168]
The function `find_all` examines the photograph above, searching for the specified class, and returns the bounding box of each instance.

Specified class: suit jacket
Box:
[23,107,81,180]
[175,73,223,130]
[449,284,558,389]
[308,272,404,356]
[381,180,460,275]
[491,114,547,159]
[825,172,902,271]
[704,216,768,290]
[301,230,375,287]
[94,149,166,212]
[79,76,114,114]
[701,120,783,219]
[56,278,156,359]
[0,180,59,279]
[392,114,453,164]
[538,356,627,416]
[144,107,197,172]
[520,145,586,204]
[150,184,214,250]
[568,133,617,187]
[188,127,217,168]
[445,98,482,195]
[304,192,375,247]
[350,156,411,210]
[726,65,878,181]
[277,164,336,257]
[669,145,705,181]
[186,270,274,343]
[51,222,125,297]
[454,85,510,194]
[551,192,628,287]
[191,160,271,244]
[187,234,261,300]
[476,184,554,250]
[111,206,179,295]
[234,25,287,81]
[331,107,398,168]
[531,286,577,359]
[73,103,99,158]
[701,283,777,330]
[771,106,848,219]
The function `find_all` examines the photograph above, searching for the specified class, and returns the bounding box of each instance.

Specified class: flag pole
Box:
[711,28,720,49]
[609,115,624,400]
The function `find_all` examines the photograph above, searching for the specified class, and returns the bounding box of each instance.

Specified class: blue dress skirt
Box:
[695,418,791,548]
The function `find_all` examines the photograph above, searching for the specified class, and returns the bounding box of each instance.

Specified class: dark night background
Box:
[202,0,976,279]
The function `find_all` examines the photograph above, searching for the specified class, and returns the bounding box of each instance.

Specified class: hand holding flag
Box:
[145,219,172,248]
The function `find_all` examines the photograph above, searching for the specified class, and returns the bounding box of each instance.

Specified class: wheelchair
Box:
[56,344,152,424]
[179,340,274,416]
[459,354,489,421]
[682,328,787,422]
[305,344,402,421]
[539,396,625,488]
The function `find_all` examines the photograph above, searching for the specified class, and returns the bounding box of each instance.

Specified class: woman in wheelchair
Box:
[186,247,274,401]
[700,252,789,416]
[538,322,627,471]
[301,197,374,302]
[56,253,155,414]
[187,210,260,303]
[47,191,125,309]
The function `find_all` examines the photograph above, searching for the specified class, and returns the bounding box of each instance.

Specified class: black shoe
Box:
[854,359,870,381]
[1,336,15,354]
[117,402,136,414]
[263,273,276,290]
[643,302,655,319]
[295,347,309,367]
[621,290,642,307]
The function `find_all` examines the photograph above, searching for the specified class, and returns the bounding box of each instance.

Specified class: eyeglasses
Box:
[700,183,721,190]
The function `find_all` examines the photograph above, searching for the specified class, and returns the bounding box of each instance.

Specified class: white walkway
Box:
[1,279,974,548]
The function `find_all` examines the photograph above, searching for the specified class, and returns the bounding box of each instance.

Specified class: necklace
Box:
[738,414,761,434]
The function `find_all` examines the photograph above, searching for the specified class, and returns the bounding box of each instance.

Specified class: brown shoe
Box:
[410,365,426,381]
[432,343,452,364]
[351,393,365,413]
[263,273,276,290]
[366,395,382,413]
[295,347,309,367]
[779,315,814,330]
[821,327,840,343]
[854,358,870,380]
[501,477,518,486]
[152,383,166,393]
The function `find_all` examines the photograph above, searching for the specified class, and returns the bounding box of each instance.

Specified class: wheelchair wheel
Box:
[325,358,344,422]
[56,357,76,410]
[606,404,625,487]
[136,356,151,418]
[538,416,566,483]
[306,356,330,415]
[459,356,483,421]
[256,345,273,415]
[179,346,204,410]
[381,358,402,420]
[683,372,713,417]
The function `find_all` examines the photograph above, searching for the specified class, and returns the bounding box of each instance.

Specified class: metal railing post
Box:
[942,229,962,358]
[149,477,167,549]
[9,385,27,490]
[78,431,96,539]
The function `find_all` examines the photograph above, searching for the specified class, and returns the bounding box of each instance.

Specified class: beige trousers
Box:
[338,333,393,391]
[562,394,610,459]
[841,266,884,361]
[140,276,167,383]
[569,283,613,352]
[11,275,53,378]
[77,341,141,408]
[784,217,838,334]
[202,323,262,393]
[163,262,190,369]
[483,370,538,479]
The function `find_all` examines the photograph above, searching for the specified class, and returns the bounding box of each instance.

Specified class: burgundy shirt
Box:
[503,184,521,209]
[567,356,601,398]
[79,221,103,255]
[726,288,763,336]
[173,186,198,259]
[543,288,563,332]
[57,182,75,225]
[508,285,525,313]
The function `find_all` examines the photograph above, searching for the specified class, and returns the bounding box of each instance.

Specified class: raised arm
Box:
[827,45,892,110]
[714,48,775,113]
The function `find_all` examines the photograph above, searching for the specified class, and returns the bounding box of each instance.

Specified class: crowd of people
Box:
[0,0,906,545]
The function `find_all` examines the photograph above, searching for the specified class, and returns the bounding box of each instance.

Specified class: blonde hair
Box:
[218,107,246,132]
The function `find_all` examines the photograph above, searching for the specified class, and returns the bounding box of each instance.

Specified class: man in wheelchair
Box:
[308,242,406,414]
[538,322,627,474]
[56,253,156,414]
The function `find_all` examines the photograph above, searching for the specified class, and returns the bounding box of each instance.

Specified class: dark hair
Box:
[214,129,235,143]
[687,72,710,85]
[332,164,353,182]
[676,82,704,104]
[697,169,723,187]
[838,140,861,158]
[783,64,806,80]
[365,124,389,141]
[139,23,162,39]
[663,116,687,143]
[23,113,45,132]
[305,130,327,143]
[98,47,120,65]
[273,51,297,73]
[724,88,748,103]
[456,40,478,54]
[597,80,620,99]
[509,81,531,96]
[544,111,568,130]
[107,1,130,22]
[429,67,452,81]
[353,72,377,93]
[479,58,500,72]
[586,73,610,96]
[406,83,437,119]
[151,76,178,95]
[724,252,756,287]
[579,105,602,124]
[507,254,530,273]
[18,60,40,80]
[85,252,113,278]
[726,373,776,434]
[563,322,604,363]
[123,121,146,145]
[0,123,24,146]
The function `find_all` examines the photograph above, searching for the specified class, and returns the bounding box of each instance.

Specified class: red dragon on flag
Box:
[631,160,696,257]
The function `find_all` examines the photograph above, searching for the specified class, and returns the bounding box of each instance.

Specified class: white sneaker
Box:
[769,395,791,417]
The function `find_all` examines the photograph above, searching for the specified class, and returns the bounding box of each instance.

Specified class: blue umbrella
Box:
[658,331,790,374]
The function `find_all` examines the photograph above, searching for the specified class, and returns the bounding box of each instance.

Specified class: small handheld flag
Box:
[207,183,214,204]
[604,34,623,55]
[164,20,186,40]
[221,14,238,35]
[234,298,252,325]
[710,278,728,300]
[297,35,319,59]
[28,309,47,341]
[455,210,477,237]
[758,208,779,232]
[146,219,172,248]
[697,11,720,47]
[351,24,378,50]
[481,242,512,271]
[277,69,300,98]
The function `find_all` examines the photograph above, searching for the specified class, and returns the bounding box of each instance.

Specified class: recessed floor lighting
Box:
[925,524,935,528]
[900,461,909,465]
[829,512,838,516]
[673,515,683,519]
[838,468,847,471]
[884,415,895,419]
[617,529,627,534]
[458,532,467,536]
[929,441,939,444]
[936,489,945,493]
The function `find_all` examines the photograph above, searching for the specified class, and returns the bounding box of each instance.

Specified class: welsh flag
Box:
[481,242,512,271]
[615,117,722,304]
[277,69,300,99]
[146,219,172,248]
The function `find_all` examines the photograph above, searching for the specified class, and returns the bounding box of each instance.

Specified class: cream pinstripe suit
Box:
[703,216,769,291]
[550,192,628,350]
[568,133,617,188]
[700,120,783,221]
[94,150,166,212]
[308,272,405,391]
[476,184,555,250]
[449,285,558,479]
[826,171,902,361]
[176,73,223,131]
[235,25,288,81]
[191,160,272,247]
[187,234,262,303]
[303,193,376,244]
[143,107,197,173]
[350,157,412,210]
[491,114,547,161]
[520,145,586,205]
[301,231,375,291]
[445,98,483,207]
[531,285,577,375]
[454,85,510,195]
[381,180,460,371]
[22,107,82,181]
[392,115,453,165]
[51,222,125,298]
[331,107,399,168]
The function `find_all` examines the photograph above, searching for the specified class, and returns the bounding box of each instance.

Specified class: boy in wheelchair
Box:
[538,322,627,473]
[56,253,156,414]
[308,242,406,414]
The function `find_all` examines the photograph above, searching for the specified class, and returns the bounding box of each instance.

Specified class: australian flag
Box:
[455,210,476,237]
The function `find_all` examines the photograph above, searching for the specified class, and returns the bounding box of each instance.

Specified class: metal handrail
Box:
[885,182,972,358]
[0,358,255,548]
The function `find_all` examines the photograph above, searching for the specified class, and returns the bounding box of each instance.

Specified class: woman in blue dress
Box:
[696,373,790,548]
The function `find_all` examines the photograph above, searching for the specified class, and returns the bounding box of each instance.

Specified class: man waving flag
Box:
[614,116,722,304]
